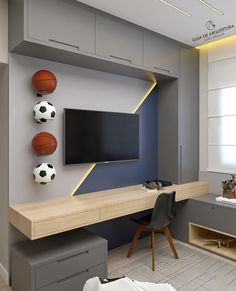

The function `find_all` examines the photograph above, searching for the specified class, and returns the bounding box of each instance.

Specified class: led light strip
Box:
[159,0,191,17]
[132,81,157,113]
[70,81,158,196]
[199,0,224,15]
[70,163,96,196]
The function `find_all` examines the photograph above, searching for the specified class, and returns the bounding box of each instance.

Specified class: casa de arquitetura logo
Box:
[192,20,234,43]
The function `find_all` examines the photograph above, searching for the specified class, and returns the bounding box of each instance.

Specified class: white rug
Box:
[108,235,236,291]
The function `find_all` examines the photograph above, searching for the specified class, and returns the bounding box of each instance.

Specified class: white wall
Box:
[199,36,236,194]
[0,0,8,64]
[9,54,151,204]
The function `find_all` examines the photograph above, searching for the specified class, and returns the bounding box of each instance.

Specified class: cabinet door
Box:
[143,32,180,76]
[157,79,179,184]
[96,14,142,66]
[27,0,95,54]
[179,48,199,183]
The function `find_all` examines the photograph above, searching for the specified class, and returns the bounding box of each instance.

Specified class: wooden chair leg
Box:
[127,225,143,258]
[151,229,155,271]
[164,226,179,259]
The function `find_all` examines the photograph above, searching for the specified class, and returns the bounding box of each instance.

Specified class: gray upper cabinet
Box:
[27,0,95,54]
[9,0,183,79]
[96,14,143,66]
[143,32,180,76]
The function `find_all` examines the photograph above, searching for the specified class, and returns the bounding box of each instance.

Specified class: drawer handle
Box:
[153,66,170,74]
[57,269,89,283]
[109,55,132,64]
[57,250,89,263]
[49,39,80,51]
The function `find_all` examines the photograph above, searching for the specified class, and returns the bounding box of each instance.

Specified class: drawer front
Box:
[100,198,147,220]
[34,209,100,238]
[38,263,106,291]
[189,200,236,235]
[36,245,106,288]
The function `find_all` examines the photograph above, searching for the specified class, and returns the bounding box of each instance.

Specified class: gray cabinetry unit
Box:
[143,32,180,76]
[96,14,143,66]
[189,194,236,236]
[179,48,199,183]
[15,0,95,54]
[158,47,199,184]
[11,229,107,291]
[9,0,188,80]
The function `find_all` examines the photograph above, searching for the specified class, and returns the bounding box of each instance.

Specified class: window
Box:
[208,86,236,173]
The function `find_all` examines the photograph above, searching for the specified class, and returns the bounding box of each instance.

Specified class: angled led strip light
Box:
[159,0,191,17]
[70,81,157,196]
[199,0,224,15]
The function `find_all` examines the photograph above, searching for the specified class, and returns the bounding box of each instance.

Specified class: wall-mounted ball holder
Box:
[32,132,57,156]
[32,70,57,97]
[33,101,56,124]
[33,163,56,185]
[32,70,57,185]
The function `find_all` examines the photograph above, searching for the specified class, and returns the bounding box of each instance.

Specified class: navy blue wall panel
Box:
[76,87,158,249]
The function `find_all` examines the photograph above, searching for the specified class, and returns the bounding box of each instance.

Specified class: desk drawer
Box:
[100,199,147,220]
[36,245,106,288]
[38,263,106,291]
[34,209,100,238]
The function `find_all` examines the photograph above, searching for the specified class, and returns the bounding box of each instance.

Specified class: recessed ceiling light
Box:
[199,0,224,15]
[159,0,192,17]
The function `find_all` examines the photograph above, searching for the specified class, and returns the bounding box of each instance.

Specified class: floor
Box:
[1,235,236,291]
[0,278,11,291]
[108,234,236,291]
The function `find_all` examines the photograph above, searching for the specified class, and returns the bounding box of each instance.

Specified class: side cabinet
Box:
[188,195,236,236]
[95,14,143,66]
[143,32,180,77]
[11,229,107,291]
[157,47,199,184]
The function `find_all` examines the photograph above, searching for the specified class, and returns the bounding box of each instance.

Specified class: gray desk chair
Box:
[127,191,179,271]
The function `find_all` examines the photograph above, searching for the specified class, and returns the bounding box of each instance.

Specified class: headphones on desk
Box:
[143,181,163,190]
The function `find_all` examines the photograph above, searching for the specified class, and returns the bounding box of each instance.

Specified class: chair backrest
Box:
[150,191,176,229]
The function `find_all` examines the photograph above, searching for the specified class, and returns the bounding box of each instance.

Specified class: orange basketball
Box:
[32,132,57,156]
[32,70,57,96]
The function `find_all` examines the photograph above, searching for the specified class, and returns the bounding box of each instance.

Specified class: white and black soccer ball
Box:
[33,163,56,185]
[33,101,56,124]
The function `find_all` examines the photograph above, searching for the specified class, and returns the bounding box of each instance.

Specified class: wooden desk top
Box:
[9,181,208,240]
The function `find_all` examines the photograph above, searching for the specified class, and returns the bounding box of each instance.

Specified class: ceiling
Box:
[78,0,236,47]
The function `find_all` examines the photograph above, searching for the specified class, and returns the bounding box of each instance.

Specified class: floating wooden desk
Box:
[9,181,208,240]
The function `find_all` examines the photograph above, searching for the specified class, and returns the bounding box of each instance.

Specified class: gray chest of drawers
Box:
[11,229,107,291]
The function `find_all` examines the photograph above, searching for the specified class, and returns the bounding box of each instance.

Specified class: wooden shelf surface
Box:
[189,223,236,260]
[9,181,208,240]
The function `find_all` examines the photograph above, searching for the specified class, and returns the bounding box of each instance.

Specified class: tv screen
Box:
[64,109,139,164]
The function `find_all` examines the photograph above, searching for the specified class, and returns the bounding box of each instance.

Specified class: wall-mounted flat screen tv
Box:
[64,108,139,164]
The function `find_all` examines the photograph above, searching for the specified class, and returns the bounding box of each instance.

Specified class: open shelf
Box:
[189,223,236,260]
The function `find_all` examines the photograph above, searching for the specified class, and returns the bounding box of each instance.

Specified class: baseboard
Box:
[0,263,9,285]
